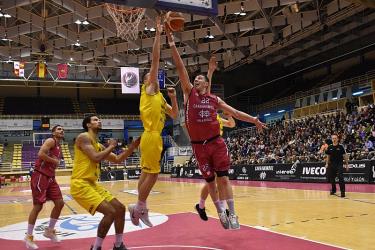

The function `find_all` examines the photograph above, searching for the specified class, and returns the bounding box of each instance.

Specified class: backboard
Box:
[95,0,218,16]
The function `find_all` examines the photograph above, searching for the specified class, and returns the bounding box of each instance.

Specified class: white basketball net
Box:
[105,4,145,41]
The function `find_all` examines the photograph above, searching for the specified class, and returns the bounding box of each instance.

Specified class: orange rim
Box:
[105,3,144,14]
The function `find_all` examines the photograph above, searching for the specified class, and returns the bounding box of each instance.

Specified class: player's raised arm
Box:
[207,55,217,94]
[165,27,192,97]
[165,87,178,119]
[217,97,267,131]
[147,16,162,94]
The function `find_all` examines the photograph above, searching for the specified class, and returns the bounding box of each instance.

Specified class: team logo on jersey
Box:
[199,110,210,118]
[0,213,168,241]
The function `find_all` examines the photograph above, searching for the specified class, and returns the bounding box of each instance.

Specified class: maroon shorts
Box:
[31,171,63,205]
[191,137,230,179]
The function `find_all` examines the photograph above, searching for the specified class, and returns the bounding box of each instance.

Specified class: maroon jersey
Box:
[34,138,61,177]
[185,87,220,141]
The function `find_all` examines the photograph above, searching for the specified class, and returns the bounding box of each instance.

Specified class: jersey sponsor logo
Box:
[198,110,210,118]
[0,213,168,241]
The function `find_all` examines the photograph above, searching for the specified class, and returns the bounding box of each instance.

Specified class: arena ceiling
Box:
[0,0,374,85]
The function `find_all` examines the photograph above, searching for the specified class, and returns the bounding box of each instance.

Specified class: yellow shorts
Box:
[70,179,114,215]
[140,131,162,174]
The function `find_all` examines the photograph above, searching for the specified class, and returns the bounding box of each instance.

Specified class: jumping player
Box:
[195,56,236,221]
[167,29,266,229]
[128,16,178,228]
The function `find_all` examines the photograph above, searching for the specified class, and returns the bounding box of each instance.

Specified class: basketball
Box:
[165,11,185,32]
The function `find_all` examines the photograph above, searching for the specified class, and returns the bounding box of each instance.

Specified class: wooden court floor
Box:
[0,175,374,250]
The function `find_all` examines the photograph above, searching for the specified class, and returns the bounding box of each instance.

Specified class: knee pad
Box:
[205,175,216,183]
[216,170,229,177]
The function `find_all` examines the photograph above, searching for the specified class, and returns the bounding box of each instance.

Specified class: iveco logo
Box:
[302,167,326,175]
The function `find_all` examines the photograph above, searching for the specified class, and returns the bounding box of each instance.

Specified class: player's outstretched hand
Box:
[167,87,176,98]
[209,55,217,72]
[255,119,267,132]
[107,138,117,148]
[156,16,163,34]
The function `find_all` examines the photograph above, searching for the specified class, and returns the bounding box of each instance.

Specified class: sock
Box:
[220,200,227,210]
[199,199,206,209]
[48,218,58,230]
[114,233,123,247]
[214,200,224,213]
[226,199,235,215]
[136,200,147,211]
[93,237,104,250]
[27,224,34,235]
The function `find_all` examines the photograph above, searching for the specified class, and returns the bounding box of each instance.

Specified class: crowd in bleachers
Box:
[226,104,375,164]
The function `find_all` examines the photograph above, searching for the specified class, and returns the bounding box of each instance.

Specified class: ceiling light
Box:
[264,113,271,117]
[240,11,246,16]
[82,20,89,25]
[0,13,3,17]
[278,110,285,113]
[74,40,81,46]
[352,91,363,96]
[75,20,82,25]
[3,13,11,18]
[70,57,73,61]
[149,27,156,32]
[1,37,11,41]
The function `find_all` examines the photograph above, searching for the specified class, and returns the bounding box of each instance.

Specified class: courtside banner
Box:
[170,166,201,178]
[127,168,141,179]
[100,169,124,181]
[370,161,375,184]
[121,67,140,94]
[234,165,253,181]
[341,161,371,183]
[296,162,327,183]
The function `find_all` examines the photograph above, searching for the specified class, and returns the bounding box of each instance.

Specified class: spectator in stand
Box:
[225,105,374,163]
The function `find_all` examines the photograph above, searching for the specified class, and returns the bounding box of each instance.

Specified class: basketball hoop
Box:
[105,3,145,41]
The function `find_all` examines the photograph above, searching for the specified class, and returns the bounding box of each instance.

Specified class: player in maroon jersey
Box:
[24,125,65,249]
[167,29,266,230]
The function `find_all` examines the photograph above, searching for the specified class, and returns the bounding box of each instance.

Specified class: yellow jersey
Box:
[71,132,101,182]
[217,114,224,136]
[139,84,166,133]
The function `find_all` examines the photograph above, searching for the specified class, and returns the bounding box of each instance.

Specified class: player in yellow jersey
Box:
[128,17,178,228]
[195,56,236,220]
[71,115,140,250]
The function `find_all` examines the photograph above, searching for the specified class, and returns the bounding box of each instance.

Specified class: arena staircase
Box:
[72,99,82,114]
[61,143,73,168]
[11,144,22,169]
[87,100,97,114]
[0,97,4,115]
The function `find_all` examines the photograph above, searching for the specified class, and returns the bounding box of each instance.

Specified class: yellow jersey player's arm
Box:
[217,97,267,131]
[146,16,162,95]
[207,55,217,94]
[105,137,141,164]
[165,88,178,119]
[220,116,235,128]
[38,138,59,166]
[165,28,192,101]
[76,133,116,163]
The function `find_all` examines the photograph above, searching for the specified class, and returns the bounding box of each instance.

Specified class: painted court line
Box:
[205,213,349,250]
[128,245,223,250]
